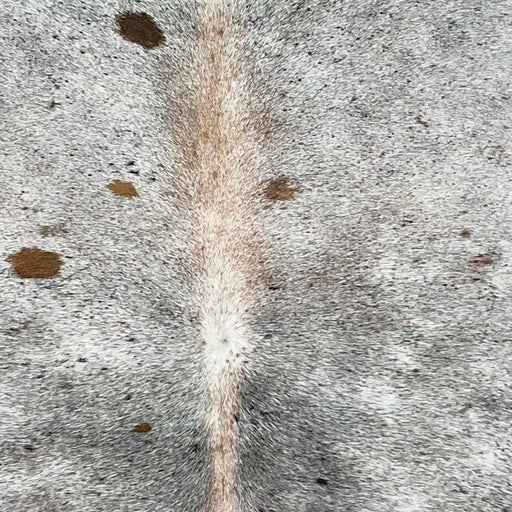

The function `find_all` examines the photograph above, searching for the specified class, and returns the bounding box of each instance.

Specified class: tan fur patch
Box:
[206,367,242,512]
[184,3,263,511]
[159,1,269,508]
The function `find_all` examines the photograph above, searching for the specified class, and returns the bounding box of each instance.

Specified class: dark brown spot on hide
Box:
[39,223,69,237]
[7,247,62,279]
[107,180,139,198]
[265,177,298,201]
[116,12,165,49]
[467,254,494,266]
[133,422,152,433]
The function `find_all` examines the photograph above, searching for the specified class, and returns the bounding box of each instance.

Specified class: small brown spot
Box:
[107,180,139,198]
[415,115,430,128]
[467,254,494,266]
[39,223,69,237]
[116,12,165,49]
[133,422,152,433]
[7,247,62,279]
[459,229,471,238]
[265,177,298,201]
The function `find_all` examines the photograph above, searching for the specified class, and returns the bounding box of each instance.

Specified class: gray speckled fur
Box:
[1,1,512,511]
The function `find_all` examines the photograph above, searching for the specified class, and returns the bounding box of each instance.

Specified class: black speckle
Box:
[316,477,328,485]
[415,115,430,128]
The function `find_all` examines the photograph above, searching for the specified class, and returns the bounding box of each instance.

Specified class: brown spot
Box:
[467,254,494,266]
[415,115,430,128]
[265,177,298,201]
[107,180,139,198]
[133,422,152,433]
[459,229,471,238]
[39,223,69,237]
[7,247,62,279]
[116,12,165,49]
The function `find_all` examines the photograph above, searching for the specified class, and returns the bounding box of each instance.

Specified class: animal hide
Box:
[1,1,511,511]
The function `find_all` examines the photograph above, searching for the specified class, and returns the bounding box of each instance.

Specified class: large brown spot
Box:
[116,12,165,49]
[467,254,494,266]
[7,247,62,279]
[265,177,298,201]
[107,180,139,198]
[133,422,152,433]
